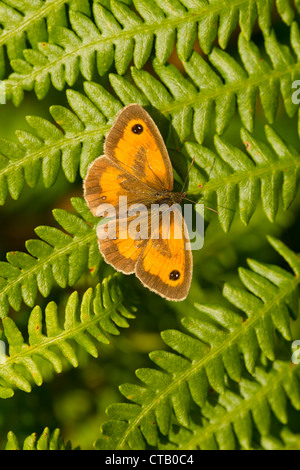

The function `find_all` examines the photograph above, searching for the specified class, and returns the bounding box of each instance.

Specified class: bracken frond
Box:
[5,427,73,450]
[0,0,91,81]
[156,361,300,450]
[260,427,300,450]
[0,197,99,317]
[0,273,135,397]
[183,124,300,232]
[2,0,300,105]
[94,238,300,450]
[2,32,300,233]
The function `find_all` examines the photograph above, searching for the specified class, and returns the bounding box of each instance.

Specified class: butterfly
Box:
[83,104,193,301]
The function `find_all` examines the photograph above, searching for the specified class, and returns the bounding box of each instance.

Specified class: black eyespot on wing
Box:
[131,123,143,134]
[169,270,180,281]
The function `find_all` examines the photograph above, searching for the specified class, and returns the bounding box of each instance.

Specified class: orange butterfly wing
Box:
[135,207,192,301]
[97,214,148,274]
[83,104,192,301]
[104,104,173,191]
[83,155,155,217]
[83,104,173,215]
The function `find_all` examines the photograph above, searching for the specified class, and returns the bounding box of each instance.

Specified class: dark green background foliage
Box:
[0,0,300,450]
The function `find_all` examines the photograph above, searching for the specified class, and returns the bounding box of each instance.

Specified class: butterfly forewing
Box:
[84,156,156,217]
[104,104,173,191]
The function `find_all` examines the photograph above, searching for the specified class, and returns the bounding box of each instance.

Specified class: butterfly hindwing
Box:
[98,214,148,274]
[135,207,193,301]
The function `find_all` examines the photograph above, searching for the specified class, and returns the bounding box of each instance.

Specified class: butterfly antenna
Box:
[183,196,235,215]
[180,156,196,196]
[182,156,235,215]
[182,196,219,214]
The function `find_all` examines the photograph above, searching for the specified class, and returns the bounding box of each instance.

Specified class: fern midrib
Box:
[0,230,97,308]
[6,42,300,114]
[116,276,300,449]
[0,125,109,181]
[0,0,67,48]
[161,61,300,114]
[0,292,124,371]
[2,0,248,66]
[180,365,300,450]
[2,114,300,191]
[189,158,300,197]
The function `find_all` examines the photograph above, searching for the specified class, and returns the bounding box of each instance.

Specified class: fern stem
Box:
[0,231,96,305]
[190,158,300,197]
[116,276,300,449]
[179,363,300,449]
[0,293,123,374]
[0,126,109,181]
[0,0,67,49]
[6,37,300,108]
[162,61,300,114]
[0,0,249,52]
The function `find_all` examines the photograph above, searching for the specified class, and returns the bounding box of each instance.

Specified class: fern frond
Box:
[0,273,135,397]
[184,124,300,231]
[0,91,112,202]
[5,427,71,450]
[3,26,300,205]
[0,197,99,317]
[94,238,299,450]
[151,25,300,141]
[3,1,299,105]
[261,427,300,450]
[157,361,300,450]
[0,0,91,81]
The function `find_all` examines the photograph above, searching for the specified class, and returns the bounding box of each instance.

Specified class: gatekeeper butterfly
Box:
[83,104,193,301]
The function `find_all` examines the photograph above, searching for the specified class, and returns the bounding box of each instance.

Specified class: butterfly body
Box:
[84,104,193,301]
[149,190,187,206]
